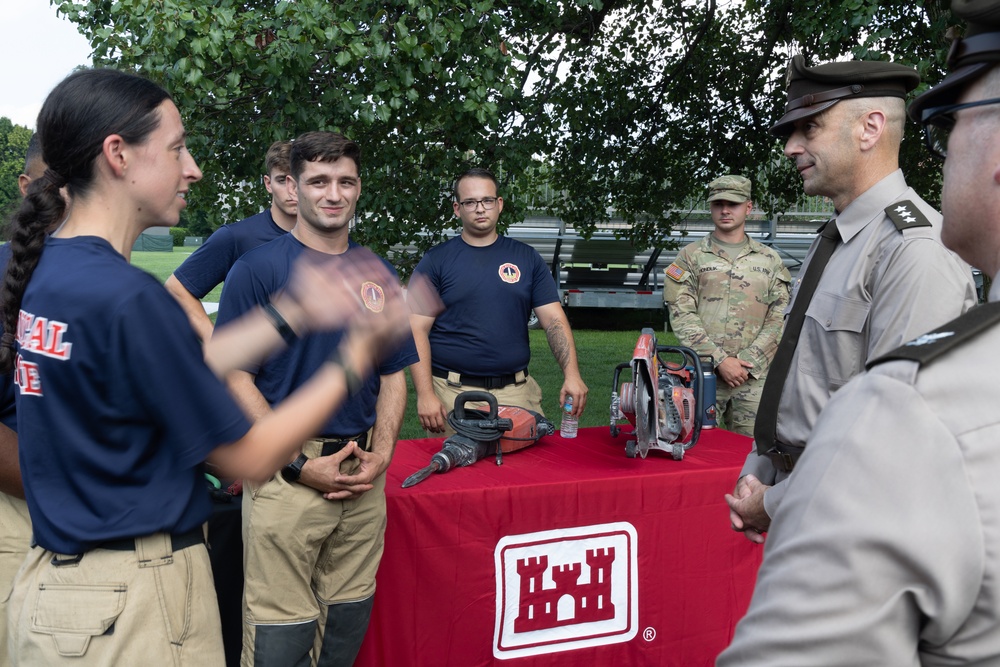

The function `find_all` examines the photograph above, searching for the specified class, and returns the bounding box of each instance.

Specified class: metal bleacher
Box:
[500,213,823,310]
[384,210,825,311]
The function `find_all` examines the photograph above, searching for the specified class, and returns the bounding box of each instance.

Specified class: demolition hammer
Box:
[402,391,554,488]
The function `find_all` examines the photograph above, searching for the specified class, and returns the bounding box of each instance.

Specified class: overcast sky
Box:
[1,0,93,129]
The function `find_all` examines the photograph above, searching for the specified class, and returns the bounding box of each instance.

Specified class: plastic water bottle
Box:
[561,396,578,438]
[701,365,717,430]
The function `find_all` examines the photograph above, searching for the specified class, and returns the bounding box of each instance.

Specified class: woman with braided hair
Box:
[0,68,413,665]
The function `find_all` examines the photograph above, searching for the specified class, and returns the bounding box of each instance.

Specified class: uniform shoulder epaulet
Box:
[884,200,932,232]
[867,301,1000,369]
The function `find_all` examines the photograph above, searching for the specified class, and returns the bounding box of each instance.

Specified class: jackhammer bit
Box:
[401,435,492,488]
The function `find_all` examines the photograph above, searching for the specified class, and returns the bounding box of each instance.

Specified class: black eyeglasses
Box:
[457,197,498,211]
[920,96,1000,160]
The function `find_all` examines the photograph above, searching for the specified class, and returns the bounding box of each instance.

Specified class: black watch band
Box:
[281,453,309,482]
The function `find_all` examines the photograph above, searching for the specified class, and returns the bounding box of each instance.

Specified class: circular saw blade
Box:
[634,369,656,458]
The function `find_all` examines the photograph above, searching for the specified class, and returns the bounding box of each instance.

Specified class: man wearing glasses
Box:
[410,167,588,436]
[720,3,1000,661]
[726,56,976,544]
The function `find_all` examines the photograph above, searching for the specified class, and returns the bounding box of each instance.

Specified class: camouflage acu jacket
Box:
[663,234,791,375]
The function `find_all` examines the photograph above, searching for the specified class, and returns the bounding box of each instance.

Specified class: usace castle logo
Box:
[493,523,638,659]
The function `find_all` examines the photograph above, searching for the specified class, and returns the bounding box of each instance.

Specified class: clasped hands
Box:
[716,356,753,388]
[725,474,771,544]
[299,441,387,501]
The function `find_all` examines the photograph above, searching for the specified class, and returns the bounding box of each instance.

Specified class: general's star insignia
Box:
[885,200,932,231]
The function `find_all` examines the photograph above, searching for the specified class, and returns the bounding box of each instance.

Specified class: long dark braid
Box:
[0,69,170,374]
[0,174,67,373]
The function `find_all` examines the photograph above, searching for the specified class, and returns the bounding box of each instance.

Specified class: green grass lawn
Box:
[131,248,675,440]
[133,248,223,304]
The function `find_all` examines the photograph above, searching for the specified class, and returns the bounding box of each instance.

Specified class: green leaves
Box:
[52,0,960,264]
[0,119,33,228]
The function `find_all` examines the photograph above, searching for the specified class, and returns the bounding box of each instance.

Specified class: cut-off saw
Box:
[610,328,704,460]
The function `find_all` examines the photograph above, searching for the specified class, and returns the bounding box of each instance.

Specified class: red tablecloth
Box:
[355,426,762,667]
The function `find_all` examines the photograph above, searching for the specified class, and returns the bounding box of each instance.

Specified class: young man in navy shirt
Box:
[216,131,417,666]
[166,140,298,341]
[410,167,588,435]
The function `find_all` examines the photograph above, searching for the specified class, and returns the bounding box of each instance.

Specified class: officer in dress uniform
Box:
[725,54,977,543]
[719,1,1000,662]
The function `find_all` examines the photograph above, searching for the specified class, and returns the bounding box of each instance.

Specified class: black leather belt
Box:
[762,441,805,473]
[431,367,528,390]
[98,526,204,552]
[317,433,369,456]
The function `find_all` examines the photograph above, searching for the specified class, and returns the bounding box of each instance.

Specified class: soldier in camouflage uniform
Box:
[663,175,790,436]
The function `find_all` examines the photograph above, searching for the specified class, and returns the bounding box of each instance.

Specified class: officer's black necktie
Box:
[754,219,841,450]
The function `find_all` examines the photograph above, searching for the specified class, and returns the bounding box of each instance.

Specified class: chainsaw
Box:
[402,391,554,487]
[610,328,704,460]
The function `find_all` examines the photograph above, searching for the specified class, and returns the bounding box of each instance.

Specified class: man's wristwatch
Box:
[281,453,309,482]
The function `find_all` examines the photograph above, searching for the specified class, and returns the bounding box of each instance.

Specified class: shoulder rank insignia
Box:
[867,301,1000,369]
[885,200,932,232]
[665,263,689,283]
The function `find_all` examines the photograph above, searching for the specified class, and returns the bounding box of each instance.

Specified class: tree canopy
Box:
[53,0,958,269]
[0,118,33,225]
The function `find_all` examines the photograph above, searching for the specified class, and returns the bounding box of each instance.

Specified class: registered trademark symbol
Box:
[643,627,656,642]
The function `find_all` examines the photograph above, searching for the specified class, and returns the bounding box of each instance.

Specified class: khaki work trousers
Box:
[0,494,30,667]
[8,533,223,665]
[241,439,386,666]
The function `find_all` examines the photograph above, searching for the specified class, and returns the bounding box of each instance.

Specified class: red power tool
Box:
[610,328,704,459]
[402,391,554,487]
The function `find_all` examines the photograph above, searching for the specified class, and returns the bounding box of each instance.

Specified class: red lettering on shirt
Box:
[14,354,42,396]
[16,311,72,360]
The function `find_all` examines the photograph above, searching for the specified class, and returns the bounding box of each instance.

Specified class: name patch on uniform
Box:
[499,263,521,284]
[665,263,688,283]
[361,281,385,313]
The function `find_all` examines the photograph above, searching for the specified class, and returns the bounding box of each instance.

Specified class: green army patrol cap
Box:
[771,55,921,137]
[909,0,1000,119]
[707,175,751,203]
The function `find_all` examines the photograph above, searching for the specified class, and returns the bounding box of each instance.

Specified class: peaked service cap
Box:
[909,0,1000,120]
[771,55,920,137]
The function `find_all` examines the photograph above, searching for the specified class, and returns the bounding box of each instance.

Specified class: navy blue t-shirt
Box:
[174,209,287,298]
[14,236,251,554]
[216,234,418,436]
[413,235,559,375]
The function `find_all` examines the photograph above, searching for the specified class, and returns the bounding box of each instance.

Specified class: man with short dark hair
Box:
[409,167,587,435]
[166,140,298,341]
[719,3,1000,661]
[664,175,790,436]
[725,56,977,542]
[216,131,417,667]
